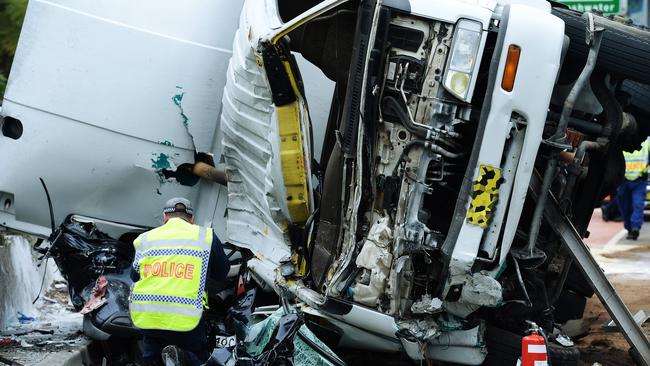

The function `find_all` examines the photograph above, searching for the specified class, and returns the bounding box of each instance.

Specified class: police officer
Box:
[129,197,230,365]
[618,139,650,240]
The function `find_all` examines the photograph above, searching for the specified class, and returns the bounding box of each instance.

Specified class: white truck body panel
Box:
[0,0,332,237]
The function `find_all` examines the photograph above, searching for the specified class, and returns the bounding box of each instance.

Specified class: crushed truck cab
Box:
[220,0,564,363]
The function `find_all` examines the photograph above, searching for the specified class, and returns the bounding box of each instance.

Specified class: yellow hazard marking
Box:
[466,164,504,228]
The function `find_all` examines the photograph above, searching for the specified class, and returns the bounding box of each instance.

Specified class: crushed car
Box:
[2,0,650,365]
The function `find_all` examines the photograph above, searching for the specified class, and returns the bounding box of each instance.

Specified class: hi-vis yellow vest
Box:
[624,139,650,181]
[129,218,212,331]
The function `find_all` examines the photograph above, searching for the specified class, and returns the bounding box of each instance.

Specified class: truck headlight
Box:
[443,19,483,101]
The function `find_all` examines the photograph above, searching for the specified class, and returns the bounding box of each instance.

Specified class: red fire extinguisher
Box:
[521,322,548,366]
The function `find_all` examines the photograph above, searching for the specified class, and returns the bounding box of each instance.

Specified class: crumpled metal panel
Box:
[220,6,291,264]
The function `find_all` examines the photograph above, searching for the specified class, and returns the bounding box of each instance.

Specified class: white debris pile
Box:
[0,235,57,329]
[0,235,84,365]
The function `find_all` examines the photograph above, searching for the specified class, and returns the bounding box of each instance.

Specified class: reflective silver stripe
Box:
[129,303,202,317]
[199,226,207,244]
[139,239,210,251]
[135,232,149,251]
[137,226,211,252]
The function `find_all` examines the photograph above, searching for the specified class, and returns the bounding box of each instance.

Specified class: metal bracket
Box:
[585,12,606,46]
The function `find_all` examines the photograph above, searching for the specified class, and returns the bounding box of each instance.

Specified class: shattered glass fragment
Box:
[242,309,341,366]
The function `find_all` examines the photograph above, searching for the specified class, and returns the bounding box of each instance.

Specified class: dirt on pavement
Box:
[576,275,650,365]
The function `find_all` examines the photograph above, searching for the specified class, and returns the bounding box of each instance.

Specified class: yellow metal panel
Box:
[272,58,311,224]
[466,164,504,228]
[275,102,309,223]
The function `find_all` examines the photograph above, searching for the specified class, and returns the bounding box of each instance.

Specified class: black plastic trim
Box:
[382,0,411,13]
[262,43,297,106]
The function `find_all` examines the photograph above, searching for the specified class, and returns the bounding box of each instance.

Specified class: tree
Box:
[0,0,28,99]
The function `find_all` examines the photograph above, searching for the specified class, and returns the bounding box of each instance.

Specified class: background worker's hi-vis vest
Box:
[129,218,212,331]
[624,139,650,181]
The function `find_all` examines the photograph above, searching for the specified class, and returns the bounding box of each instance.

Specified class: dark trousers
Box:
[617,179,647,231]
[141,319,210,366]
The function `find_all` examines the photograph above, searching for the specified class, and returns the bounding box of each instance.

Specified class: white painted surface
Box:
[400,0,494,29]
[494,5,564,266]
[220,4,291,264]
[528,344,548,353]
[0,0,333,238]
[446,4,565,286]
[0,0,244,234]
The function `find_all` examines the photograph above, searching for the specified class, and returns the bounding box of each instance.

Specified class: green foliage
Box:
[0,73,6,100]
[0,0,28,99]
[0,0,27,58]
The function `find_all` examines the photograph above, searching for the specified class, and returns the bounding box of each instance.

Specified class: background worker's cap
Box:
[163,197,194,216]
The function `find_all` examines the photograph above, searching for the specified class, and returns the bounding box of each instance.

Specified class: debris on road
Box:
[15,313,34,325]
[0,280,85,366]
[555,334,575,347]
[603,309,650,332]
[0,338,17,348]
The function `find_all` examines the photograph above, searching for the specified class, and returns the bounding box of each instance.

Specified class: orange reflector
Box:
[501,45,521,92]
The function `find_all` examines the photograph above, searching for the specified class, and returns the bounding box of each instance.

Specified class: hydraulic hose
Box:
[430,143,466,160]
[435,136,464,151]
[392,140,466,177]
[383,96,430,139]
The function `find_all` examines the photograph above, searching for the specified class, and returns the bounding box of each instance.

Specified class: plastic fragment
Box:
[80,276,108,315]
[17,312,35,324]
[555,334,574,347]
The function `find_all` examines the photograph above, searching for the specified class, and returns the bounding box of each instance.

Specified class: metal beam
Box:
[529,173,650,366]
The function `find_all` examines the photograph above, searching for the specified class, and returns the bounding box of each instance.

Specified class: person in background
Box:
[601,193,622,222]
[129,197,230,365]
[618,139,650,240]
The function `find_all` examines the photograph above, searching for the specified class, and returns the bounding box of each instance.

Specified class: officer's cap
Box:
[163,197,194,216]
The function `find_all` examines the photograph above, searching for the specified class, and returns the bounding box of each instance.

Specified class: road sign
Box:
[559,0,621,14]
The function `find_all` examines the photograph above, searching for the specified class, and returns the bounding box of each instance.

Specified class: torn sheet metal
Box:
[397,318,440,343]
[411,294,443,315]
[459,271,502,307]
[220,33,290,264]
[220,2,296,265]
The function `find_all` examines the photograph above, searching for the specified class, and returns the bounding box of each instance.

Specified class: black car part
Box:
[43,216,135,309]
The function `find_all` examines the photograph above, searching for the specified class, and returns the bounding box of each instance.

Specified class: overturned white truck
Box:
[220,0,650,364]
[2,0,650,364]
